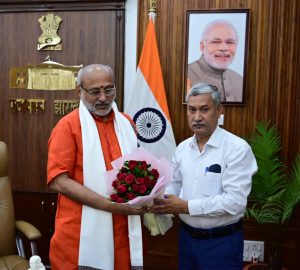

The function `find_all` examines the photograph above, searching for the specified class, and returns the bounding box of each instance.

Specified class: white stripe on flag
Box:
[125,68,176,162]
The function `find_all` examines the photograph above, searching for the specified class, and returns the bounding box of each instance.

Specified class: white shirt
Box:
[166,126,257,229]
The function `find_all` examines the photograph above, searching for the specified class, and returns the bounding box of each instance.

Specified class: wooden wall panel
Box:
[138,1,300,269]
[0,0,298,268]
[138,0,300,166]
[0,2,125,192]
[0,1,126,265]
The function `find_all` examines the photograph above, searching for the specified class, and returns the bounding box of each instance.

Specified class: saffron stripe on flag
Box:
[125,16,176,162]
[138,18,171,122]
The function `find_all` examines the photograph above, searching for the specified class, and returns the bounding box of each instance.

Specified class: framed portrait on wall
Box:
[184,9,250,105]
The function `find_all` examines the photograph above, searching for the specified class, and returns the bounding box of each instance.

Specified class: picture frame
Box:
[184,9,250,105]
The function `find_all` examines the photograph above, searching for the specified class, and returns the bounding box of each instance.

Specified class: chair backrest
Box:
[0,141,17,256]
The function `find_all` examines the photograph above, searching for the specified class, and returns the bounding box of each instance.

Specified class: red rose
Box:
[128,160,138,171]
[116,197,125,203]
[112,180,119,188]
[139,164,147,170]
[120,167,128,173]
[129,164,136,171]
[126,193,136,200]
[116,184,127,193]
[129,160,138,166]
[143,176,150,186]
[140,161,147,166]
[117,172,126,180]
[139,184,147,194]
[151,169,159,180]
[135,177,144,184]
[132,184,140,193]
[125,174,135,184]
[110,193,119,202]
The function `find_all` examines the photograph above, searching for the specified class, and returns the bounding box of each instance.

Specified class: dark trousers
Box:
[179,223,244,270]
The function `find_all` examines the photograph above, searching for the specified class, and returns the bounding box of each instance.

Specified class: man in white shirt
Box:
[150,83,257,270]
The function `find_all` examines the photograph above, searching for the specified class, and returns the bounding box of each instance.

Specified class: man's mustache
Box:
[95,102,110,106]
[214,53,232,57]
[192,121,206,127]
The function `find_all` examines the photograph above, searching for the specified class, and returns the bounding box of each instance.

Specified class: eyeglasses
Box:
[80,85,116,97]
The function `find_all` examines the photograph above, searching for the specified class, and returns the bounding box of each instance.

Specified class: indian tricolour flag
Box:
[125,16,176,162]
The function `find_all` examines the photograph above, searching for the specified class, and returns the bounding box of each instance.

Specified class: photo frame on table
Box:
[184,9,250,105]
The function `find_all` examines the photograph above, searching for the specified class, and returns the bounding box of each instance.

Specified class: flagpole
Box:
[148,0,157,23]
[125,0,177,161]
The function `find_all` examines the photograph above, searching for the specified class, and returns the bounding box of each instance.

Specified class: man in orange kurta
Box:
[47,64,144,270]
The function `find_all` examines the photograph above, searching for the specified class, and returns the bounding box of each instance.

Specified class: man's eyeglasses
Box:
[80,85,116,97]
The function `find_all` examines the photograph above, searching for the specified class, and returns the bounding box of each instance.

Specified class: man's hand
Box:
[148,194,189,214]
[108,202,146,215]
[50,173,146,215]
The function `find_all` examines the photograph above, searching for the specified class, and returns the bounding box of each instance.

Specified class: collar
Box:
[190,126,222,149]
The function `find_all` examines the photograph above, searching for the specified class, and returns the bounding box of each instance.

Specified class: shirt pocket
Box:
[201,172,222,196]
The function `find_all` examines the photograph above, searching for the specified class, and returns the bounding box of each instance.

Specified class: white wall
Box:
[124,0,138,110]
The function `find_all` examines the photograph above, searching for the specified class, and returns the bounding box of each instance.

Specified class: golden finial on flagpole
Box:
[148,0,157,22]
[148,0,157,13]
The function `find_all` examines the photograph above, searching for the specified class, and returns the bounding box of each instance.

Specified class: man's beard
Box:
[204,52,233,70]
[81,95,113,117]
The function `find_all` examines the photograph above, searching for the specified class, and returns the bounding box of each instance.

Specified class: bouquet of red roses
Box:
[105,147,172,206]
[110,160,160,203]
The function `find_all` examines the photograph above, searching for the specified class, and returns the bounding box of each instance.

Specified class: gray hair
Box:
[186,83,221,106]
[76,64,114,86]
[201,19,239,43]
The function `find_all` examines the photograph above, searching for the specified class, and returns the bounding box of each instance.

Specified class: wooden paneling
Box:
[144,218,180,270]
[0,0,299,269]
[0,1,125,192]
[0,1,126,266]
[138,0,300,166]
[138,1,300,269]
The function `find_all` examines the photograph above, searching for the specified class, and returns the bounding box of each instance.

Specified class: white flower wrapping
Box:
[104,147,174,235]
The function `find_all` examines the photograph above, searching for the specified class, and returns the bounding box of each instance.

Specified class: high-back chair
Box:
[0,141,42,270]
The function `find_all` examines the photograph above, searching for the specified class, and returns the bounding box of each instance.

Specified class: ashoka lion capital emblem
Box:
[37,14,62,51]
